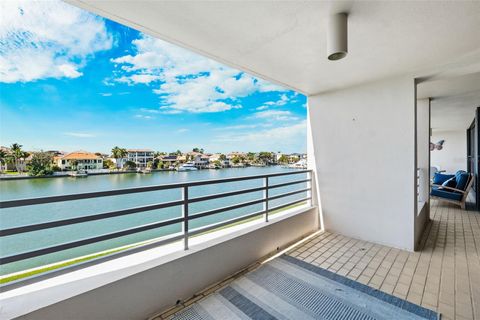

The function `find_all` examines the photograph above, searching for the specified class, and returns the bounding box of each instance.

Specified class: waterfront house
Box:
[227,151,247,166]
[55,151,103,171]
[2,2,480,320]
[126,149,154,169]
[192,153,209,169]
[160,155,180,168]
[272,152,283,164]
[0,146,29,172]
[208,153,230,168]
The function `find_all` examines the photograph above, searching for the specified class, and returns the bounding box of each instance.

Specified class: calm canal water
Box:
[0,167,307,275]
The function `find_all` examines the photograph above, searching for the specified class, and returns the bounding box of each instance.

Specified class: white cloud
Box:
[252,110,298,121]
[134,114,155,120]
[256,94,290,110]
[58,64,83,78]
[100,93,112,97]
[64,132,96,138]
[215,124,259,131]
[110,35,288,113]
[160,109,182,115]
[213,120,306,152]
[139,108,161,114]
[0,0,113,83]
[117,74,162,85]
[176,128,189,133]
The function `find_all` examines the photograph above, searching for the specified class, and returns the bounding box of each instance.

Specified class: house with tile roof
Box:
[55,151,103,171]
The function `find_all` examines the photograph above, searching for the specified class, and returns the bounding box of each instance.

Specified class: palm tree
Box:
[0,149,6,172]
[10,143,26,172]
[111,146,128,170]
[5,154,15,171]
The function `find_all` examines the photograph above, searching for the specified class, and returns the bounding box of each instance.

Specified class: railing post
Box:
[183,186,189,250]
[264,176,269,222]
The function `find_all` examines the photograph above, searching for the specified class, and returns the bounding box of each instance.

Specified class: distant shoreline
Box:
[0,169,171,181]
[0,166,293,181]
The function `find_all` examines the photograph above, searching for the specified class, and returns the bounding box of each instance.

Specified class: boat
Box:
[69,170,88,177]
[288,159,307,169]
[138,168,152,174]
[177,162,198,171]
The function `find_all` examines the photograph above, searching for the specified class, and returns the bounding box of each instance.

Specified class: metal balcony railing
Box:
[0,170,312,270]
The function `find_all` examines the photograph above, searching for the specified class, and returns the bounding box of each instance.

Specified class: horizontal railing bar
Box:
[0,232,185,292]
[188,186,266,203]
[0,200,184,237]
[0,186,182,209]
[269,197,312,212]
[189,198,266,221]
[189,197,313,238]
[188,210,266,237]
[268,179,311,189]
[0,216,185,265]
[0,170,311,209]
[187,169,310,186]
[268,188,311,201]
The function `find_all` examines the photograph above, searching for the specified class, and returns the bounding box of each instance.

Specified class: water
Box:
[0,167,307,275]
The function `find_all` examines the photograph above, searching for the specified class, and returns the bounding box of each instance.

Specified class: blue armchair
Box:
[430,170,473,209]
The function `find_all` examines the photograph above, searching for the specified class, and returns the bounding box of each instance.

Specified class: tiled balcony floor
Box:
[287,199,480,320]
[155,199,479,320]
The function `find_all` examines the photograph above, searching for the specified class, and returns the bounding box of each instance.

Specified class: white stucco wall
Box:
[415,98,430,249]
[431,130,467,173]
[416,99,430,204]
[308,76,416,251]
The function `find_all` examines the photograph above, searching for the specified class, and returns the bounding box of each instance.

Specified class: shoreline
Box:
[0,168,173,181]
[0,166,301,181]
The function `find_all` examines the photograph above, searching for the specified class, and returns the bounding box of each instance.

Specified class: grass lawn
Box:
[2,171,21,175]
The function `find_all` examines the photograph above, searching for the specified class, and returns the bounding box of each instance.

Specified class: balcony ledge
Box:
[0,204,317,320]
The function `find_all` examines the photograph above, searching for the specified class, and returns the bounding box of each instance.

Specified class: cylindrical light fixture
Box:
[327,13,348,61]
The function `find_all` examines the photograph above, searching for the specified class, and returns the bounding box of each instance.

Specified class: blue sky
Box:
[0,0,307,154]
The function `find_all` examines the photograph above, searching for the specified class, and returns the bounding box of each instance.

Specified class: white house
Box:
[188,152,209,169]
[55,151,103,171]
[273,152,283,163]
[126,149,154,168]
[208,153,230,167]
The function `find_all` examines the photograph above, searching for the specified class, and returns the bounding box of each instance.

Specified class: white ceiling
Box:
[66,0,480,95]
[418,72,480,132]
[430,92,480,132]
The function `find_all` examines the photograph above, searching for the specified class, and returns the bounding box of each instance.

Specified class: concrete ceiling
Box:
[66,0,480,95]
[418,72,480,131]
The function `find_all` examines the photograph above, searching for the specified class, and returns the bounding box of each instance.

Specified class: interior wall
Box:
[431,130,467,173]
[308,76,416,251]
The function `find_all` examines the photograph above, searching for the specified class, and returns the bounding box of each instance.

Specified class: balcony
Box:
[2,1,479,319]
[150,199,479,320]
[0,170,318,319]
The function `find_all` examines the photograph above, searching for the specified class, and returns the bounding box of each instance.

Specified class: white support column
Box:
[308,76,417,251]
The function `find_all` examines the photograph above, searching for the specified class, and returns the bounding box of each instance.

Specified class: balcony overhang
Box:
[66,0,480,95]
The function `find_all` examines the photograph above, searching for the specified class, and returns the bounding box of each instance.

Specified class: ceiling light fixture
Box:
[327,13,348,61]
